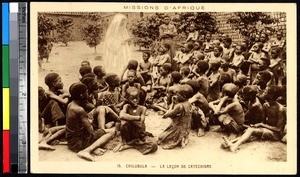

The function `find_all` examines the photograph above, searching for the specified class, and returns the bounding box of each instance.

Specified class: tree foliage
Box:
[81,13,105,53]
[131,12,218,50]
[38,14,56,60]
[227,12,278,43]
[56,17,74,46]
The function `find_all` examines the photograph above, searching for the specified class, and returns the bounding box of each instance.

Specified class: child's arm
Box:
[158,55,170,66]
[120,104,141,121]
[140,106,147,124]
[79,108,95,135]
[269,58,282,69]
[215,100,236,115]
[47,91,69,105]
[210,74,220,87]
[163,103,183,118]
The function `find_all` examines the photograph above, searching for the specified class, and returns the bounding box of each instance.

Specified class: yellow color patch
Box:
[3,88,10,130]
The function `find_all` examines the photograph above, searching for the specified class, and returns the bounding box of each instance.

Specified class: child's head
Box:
[69,82,88,101]
[38,86,47,102]
[260,33,268,43]
[104,73,120,88]
[81,75,98,93]
[220,73,231,88]
[125,87,140,107]
[270,47,281,59]
[79,66,92,77]
[93,66,106,78]
[205,33,212,41]
[222,83,238,98]
[142,51,151,62]
[196,60,209,74]
[159,43,170,54]
[213,46,223,57]
[252,42,263,52]
[127,69,137,84]
[209,60,221,71]
[234,74,248,88]
[163,15,171,24]
[186,80,200,95]
[220,59,229,69]
[276,31,283,40]
[81,60,90,67]
[127,60,139,71]
[159,63,172,76]
[189,23,196,32]
[194,40,203,50]
[223,37,232,48]
[193,53,205,64]
[254,70,272,86]
[45,72,63,90]
[242,85,258,102]
[173,84,194,102]
[234,44,245,55]
[184,42,194,53]
[171,71,182,84]
[212,40,221,48]
[180,66,190,77]
[264,85,282,102]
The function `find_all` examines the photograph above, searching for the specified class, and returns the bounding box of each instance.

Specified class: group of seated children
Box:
[38,30,286,161]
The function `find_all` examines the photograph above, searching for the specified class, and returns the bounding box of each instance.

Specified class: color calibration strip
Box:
[2,2,10,173]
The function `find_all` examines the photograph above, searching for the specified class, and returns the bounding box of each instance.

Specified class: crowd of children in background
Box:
[38,20,287,161]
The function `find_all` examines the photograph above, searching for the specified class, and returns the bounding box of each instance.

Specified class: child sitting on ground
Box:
[93,65,107,92]
[179,66,191,84]
[193,60,210,98]
[44,73,70,126]
[230,44,245,69]
[187,80,210,137]
[209,83,245,138]
[98,73,124,115]
[241,85,264,125]
[207,60,221,102]
[176,42,194,68]
[113,87,158,154]
[268,47,284,85]
[219,59,237,83]
[158,84,194,149]
[66,83,115,161]
[222,85,286,152]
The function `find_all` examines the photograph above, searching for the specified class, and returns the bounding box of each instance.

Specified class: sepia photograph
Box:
[30,2,296,174]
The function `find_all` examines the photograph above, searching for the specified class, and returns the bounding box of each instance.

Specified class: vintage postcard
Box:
[30,2,297,174]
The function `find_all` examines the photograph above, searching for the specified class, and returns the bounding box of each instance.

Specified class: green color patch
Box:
[3,46,9,87]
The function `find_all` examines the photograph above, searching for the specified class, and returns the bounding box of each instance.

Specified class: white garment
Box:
[102,14,132,77]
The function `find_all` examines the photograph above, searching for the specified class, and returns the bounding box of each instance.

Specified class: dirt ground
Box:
[38,41,286,163]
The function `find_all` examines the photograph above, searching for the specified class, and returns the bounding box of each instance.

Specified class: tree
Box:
[227,12,278,44]
[172,12,218,35]
[81,13,104,54]
[38,14,56,66]
[56,17,74,46]
[130,12,218,50]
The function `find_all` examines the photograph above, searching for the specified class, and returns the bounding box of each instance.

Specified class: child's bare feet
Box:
[197,128,205,137]
[181,137,189,148]
[78,151,94,162]
[92,148,107,156]
[39,142,55,151]
[222,136,238,152]
[113,143,123,152]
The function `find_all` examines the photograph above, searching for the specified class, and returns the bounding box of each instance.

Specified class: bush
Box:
[56,17,74,46]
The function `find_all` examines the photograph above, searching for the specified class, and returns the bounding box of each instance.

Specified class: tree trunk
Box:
[94,46,97,54]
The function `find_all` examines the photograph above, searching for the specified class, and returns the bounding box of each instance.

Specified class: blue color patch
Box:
[2,3,9,45]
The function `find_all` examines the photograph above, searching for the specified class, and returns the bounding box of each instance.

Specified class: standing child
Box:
[158,84,194,149]
[113,87,158,154]
[222,37,234,63]
[186,24,199,43]
[139,51,153,91]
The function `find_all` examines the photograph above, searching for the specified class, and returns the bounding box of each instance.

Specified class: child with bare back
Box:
[113,87,157,154]
[207,60,221,102]
[66,83,115,161]
[38,86,65,150]
[209,83,245,138]
[43,73,70,127]
[93,65,107,92]
[158,84,194,149]
[222,85,286,152]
